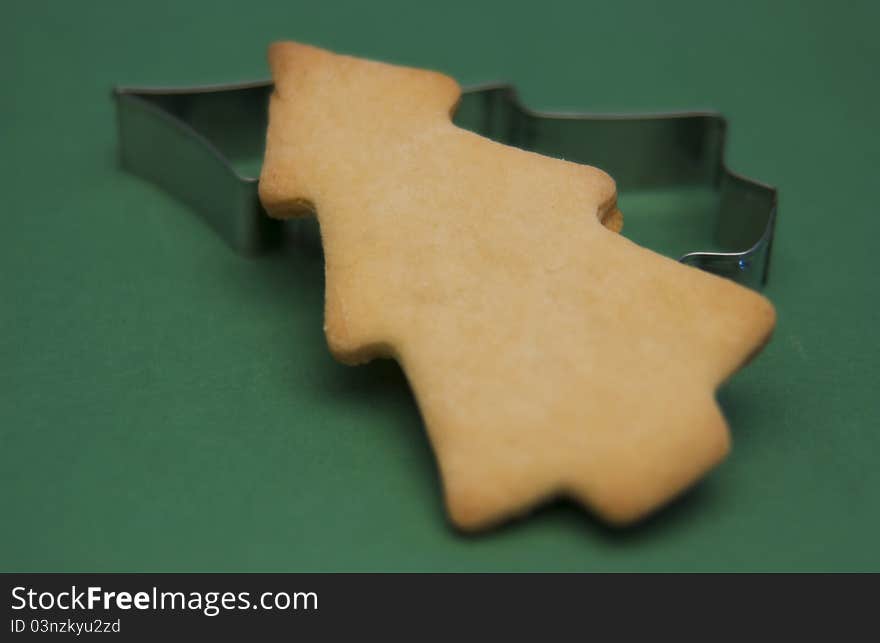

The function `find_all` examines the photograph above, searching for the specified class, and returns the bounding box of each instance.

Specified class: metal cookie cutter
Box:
[112,80,777,288]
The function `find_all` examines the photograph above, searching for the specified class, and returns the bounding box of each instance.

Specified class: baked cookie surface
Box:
[259,41,776,530]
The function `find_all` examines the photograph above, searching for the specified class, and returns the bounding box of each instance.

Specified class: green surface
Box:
[2,0,878,572]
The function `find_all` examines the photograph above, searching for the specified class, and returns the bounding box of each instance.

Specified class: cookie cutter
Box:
[112,80,777,288]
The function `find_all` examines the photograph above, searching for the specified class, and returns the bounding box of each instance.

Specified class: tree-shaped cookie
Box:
[259,42,776,530]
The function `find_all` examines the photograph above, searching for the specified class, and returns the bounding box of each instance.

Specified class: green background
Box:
[2,0,878,572]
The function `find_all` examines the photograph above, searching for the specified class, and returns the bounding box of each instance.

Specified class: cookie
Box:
[259,42,776,530]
